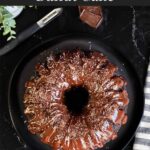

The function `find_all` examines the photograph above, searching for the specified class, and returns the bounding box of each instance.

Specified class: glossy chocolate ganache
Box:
[24,50,129,150]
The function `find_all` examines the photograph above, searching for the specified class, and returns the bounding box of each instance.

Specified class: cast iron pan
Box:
[8,34,144,150]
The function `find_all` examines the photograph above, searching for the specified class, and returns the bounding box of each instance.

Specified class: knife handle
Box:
[0,23,40,56]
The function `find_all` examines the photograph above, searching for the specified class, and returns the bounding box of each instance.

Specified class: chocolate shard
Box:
[79,6,102,15]
[79,6,103,28]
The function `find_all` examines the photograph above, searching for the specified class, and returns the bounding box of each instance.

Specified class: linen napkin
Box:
[133,62,150,150]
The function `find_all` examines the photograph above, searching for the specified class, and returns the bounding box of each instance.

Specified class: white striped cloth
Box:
[133,62,150,150]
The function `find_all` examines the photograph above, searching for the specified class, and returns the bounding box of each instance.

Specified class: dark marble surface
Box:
[0,6,149,150]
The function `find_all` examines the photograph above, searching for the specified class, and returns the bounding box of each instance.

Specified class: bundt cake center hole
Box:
[64,86,89,115]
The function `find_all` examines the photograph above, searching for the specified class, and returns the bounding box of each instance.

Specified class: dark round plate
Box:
[8,34,144,150]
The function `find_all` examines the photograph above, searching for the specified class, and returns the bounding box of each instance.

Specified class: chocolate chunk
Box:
[79,6,102,15]
[79,6,103,28]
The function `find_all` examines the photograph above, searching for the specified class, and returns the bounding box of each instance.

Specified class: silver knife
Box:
[0,8,63,56]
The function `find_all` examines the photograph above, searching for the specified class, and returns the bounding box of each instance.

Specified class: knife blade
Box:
[0,8,63,56]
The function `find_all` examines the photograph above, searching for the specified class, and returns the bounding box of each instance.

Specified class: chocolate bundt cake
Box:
[24,50,129,150]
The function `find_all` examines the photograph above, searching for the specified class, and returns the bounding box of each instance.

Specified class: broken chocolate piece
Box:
[79,6,103,28]
[79,6,102,15]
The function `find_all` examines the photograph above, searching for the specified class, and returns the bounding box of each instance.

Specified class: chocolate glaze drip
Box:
[24,50,129,150]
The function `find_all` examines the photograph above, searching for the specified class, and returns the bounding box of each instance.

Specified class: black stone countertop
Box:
[0,6,149,150]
